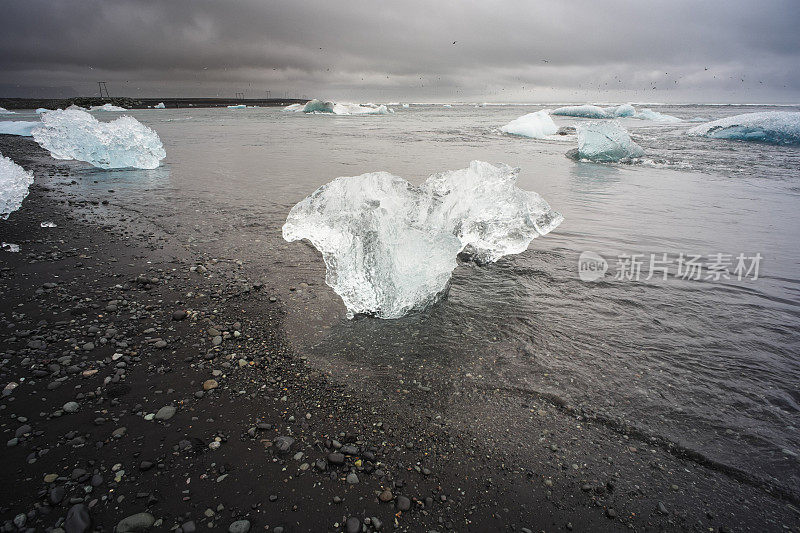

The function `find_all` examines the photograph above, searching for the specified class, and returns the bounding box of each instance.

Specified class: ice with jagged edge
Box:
[0,152,34,219]
[283,161,563,319]
[634,108,680,122]
[90,103,126,112]
[32,108,166,169]
[500,110,558,139]
[687,112,800,144]
[552,105,609,119]
[284,99,391,115]
[0,121,39,136]
[572,121,644,162]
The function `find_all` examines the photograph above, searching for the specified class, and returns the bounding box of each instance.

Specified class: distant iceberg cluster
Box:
[0,121,39,137]
[500,110,558,139]
[285,99,392,115]
[89,103,126,112]
[0,153,34,220]
[572,121,645,162]
[32,108,166,169]
[552,103,680,122]
[687,112,800,144]
[283,161,563,319]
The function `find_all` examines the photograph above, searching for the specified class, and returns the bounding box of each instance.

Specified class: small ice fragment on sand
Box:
[40,221,57,228]
[1,243,20,252]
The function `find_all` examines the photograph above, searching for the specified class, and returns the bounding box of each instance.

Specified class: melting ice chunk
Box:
[283,161,563,318]
[90,103,126,112]
[154,102,166,109]
[634,108,681,122]
[552,105,610,119]
[32,108,166,169]
[35,108,51,114]
[227,104,247,109]
[0,121,39,137]
[0,107,15,115]
[284,99,391,115]
[687,112,800,144]
[572,121,644,162]
[1,242,20,252]
[40,221,57,228]
[0,152,34,220]
[604,104,636,117]
[500,110,558,139]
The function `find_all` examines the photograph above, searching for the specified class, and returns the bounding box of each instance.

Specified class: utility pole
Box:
[266,90,271,99]
[98,82,110,99]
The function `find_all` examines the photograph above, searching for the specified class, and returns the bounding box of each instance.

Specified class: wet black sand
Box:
[0,135,798,532]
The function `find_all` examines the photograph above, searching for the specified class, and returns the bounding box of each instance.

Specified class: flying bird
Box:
[452,41,457,45]
[541,59,549,63]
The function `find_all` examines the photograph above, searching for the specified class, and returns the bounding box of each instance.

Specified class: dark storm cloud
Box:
[2,0,799,102]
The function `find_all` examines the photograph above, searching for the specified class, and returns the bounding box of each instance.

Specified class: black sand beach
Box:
[1,134,798,532]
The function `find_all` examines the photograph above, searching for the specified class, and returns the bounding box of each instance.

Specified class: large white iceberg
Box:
[32,108,166,169]
[0,153,34,219]
[552,105,609,119]
[634,108,681,122]
[283,161,563,318]
[284,99,391,115]
[500,111,558,139]
[89,103,126,112]
[687,112,800,144]
[0,107,15,115]
[0,121,39,137]
[572,121,645,162]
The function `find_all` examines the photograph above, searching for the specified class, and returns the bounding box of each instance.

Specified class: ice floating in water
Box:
[0,152,34,220]
[90,103,126,112]
[604,104,636,117]
[154,102,166,109]
[0,107,15,115]
[2,242,20,253]
[284,99,391,115]
[227,104,247,109]
[402,103,410,108]
[552,105,609,119]
[634,108,680,122]
[687,112,800,144]
[572,121,644,162]
[500,110,558,139]
[0,121,39,137]
[283,161,563,319]
[35,108,51,114]
[66,104,87,111]
[40,221,57,228]
[32,108,166,169]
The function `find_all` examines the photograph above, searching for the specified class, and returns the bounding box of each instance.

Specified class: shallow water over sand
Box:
[11,103,799,496]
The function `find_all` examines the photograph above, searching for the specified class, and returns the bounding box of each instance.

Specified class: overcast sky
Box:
[2,0,799,103]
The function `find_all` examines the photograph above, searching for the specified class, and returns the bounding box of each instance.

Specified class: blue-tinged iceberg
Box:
[634,108,681,122]
[604,104,636,117]
[89,103,126,112]
[283,161,563,319]
[284,99,391,115]
[227,104,247,109]
[500,110,558,139]
[0,121,39,137]
[571,121,644,162]
[687,112,800,144]
[552,105,610,119]
[35,108,51,114]
[0,153,34,219]
[32,108,166,170]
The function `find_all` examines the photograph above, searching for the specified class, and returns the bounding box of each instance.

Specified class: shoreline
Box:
[0,97,308,111]
[1,135,798,531]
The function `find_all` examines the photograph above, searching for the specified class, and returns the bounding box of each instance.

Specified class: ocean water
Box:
[8,103,800,497]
